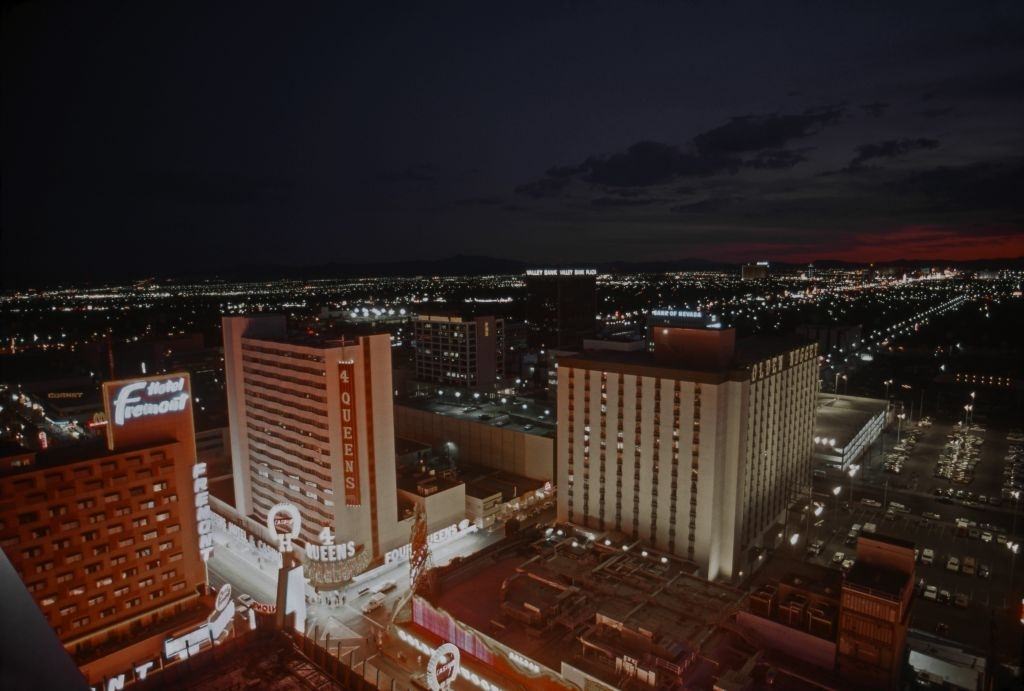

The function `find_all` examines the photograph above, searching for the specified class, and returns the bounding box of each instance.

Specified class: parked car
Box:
[922,548,935,565]
[863,522,877,534]
[922,512,942,521]
[981,531,993,543]
[832,551,845,565]
[841,558,855,572]
[938,589,951,604]
[807,539,825,557]
[962,557,976,576]
[954,592,970,608]
[861,498,882,508]
[946,556,960,573]
[979,564,991,579]
[923,585,938,601]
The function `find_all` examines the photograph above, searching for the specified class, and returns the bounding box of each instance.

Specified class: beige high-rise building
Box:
[556,314,817,580]
[223,316,405,569]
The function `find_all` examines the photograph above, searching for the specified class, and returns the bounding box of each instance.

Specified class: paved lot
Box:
[808,419,1023,661]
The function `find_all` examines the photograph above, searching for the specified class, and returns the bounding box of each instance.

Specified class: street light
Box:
[832,485,842,515]
[896,413,906,443]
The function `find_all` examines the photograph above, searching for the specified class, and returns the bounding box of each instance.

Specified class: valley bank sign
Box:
[111,377,190,425]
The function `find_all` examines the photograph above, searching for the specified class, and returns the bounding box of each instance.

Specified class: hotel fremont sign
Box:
[111,377,190,425]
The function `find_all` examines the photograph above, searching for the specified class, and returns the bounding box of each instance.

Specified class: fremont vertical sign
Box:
[339,361,361,506]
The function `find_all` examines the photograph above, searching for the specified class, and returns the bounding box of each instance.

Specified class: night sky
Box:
[3,1,1023,283]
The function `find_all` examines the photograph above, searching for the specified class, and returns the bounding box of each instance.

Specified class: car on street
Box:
[954,593,970,608]
[362,592,386,613]
[968,528,980,540]
[373,580,397,594]
[979,564,991,579]
[922,548,935,565]
[922,512,941,521]
[981,531,993,543]
[946,556,960,573]
[832,551,845,565]
[841,558,855,572]
[938,589,951,604]
[962,557,976,576]
[807,539,825,557]
[923,585,938,601]
[863,522,877,534]
[861,498,882,508]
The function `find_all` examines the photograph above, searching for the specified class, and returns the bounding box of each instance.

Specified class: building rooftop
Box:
[814,394,887,445]
[426,528,743,686]
[0,436,178,478]
[560,333,812,380]
[397,395,556,438]
[844,560,909,599]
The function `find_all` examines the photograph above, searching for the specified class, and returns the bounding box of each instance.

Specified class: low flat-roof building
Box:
[408,526,744,690]
[395,396,555,481]
[813,394,887,471]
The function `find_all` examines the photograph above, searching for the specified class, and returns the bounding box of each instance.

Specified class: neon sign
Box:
[385,519,476,566]
[651,309,703,319]
[194,462,213,562]
[111,377,189,425]
[426,643,461,691]
[266,503,302,552]
[305,526,356,562]
[339,362,361,506]
[525,269,596,276]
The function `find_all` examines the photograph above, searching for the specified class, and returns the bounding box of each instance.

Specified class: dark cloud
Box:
[862,102,889,118]
[850,138,940,168]
[375,165,437,184]
[546,163,588,178]
[454,196,504,207]
[692,108,843,156]
[591,196,662,208]
[581,141,741,186]
[514,176,570,198]
[919,107,955,118]
[745,149,809,170]
[891,158,1024,212]
[670,197,740,213]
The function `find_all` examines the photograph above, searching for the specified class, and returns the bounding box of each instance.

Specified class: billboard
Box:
[101,373,194,451]
[339,361,360,506]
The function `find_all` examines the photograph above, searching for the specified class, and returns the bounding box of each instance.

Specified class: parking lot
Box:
[808,418,1023,661]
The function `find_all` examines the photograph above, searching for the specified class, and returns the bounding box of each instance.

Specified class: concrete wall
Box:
[397,482,467,534]
[395,404,554,481]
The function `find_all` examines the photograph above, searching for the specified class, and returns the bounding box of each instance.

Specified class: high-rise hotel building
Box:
[556,312,817,580]
[0,373,210,684]
[223,316,405,569]
[413,313,504,388]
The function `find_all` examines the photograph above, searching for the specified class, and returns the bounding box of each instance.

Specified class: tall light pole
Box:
[896,413,906,443]
[883,379,893,408]
[848,464,859,506]
[832,485,842,516]
[1010,490,1020,594]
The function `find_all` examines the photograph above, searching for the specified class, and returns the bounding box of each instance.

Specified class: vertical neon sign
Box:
[340,362,361,506]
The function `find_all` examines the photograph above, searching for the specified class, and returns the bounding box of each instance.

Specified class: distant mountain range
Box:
[6,254,1023,289]
[208,254,1024,280]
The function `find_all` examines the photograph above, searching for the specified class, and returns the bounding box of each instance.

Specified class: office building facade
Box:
[524,269,597,349]
[413,313,504,388]
[222,316,405,574]
[556,319,817,580]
